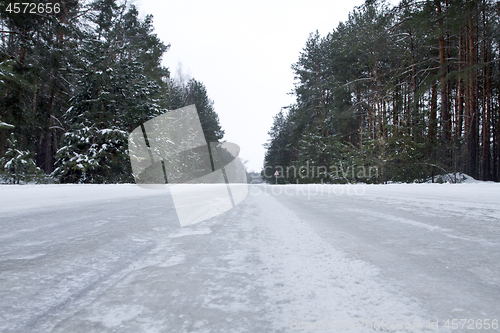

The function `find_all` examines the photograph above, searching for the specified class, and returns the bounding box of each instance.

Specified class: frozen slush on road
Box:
[0,182,499,332]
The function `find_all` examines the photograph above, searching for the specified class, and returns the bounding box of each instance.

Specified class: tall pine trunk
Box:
[437,1,451,166]
[480,19,491,181]
[465,11,478,178]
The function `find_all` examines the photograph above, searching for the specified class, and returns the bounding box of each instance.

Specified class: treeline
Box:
[0,0,223,184]
[264,0,500,184]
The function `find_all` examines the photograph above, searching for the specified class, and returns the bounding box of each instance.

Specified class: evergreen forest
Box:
[1,0,499,185]
[264,0,500,184]
[0,0,223,183]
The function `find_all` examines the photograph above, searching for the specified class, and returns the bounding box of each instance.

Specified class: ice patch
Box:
[348,207,450,232]
[88,304,144,328]
[393,216,449,232]
[2,253,46,260]
[167,227,212,238]
[157,254,186,268]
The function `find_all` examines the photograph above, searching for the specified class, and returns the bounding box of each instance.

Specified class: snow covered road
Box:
[0,183,499,332]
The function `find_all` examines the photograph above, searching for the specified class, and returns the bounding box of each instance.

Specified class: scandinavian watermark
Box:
[248,182,367,199]
[263,162,379,181]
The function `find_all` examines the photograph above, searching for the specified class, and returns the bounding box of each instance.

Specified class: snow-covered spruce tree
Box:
[0,134,42,184]
[52,0,169,183]
[185,79,224,143]
[168,78,224,143]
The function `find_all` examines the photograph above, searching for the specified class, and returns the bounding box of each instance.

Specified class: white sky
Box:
[135,0,397,172]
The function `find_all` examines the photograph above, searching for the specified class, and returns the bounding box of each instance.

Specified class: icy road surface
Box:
[0,183,499,332]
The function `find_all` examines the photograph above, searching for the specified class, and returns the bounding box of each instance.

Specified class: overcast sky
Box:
[135,0,396,172]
